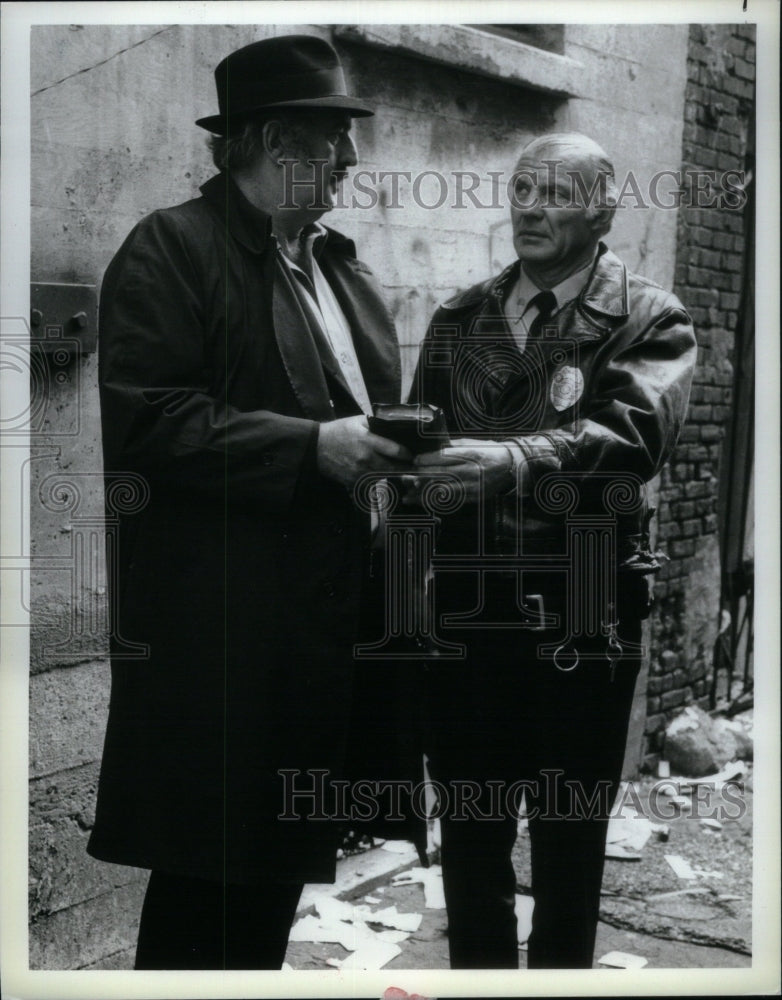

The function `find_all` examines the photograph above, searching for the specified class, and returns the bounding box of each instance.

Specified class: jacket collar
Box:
[578,243,630,320]
[200,172,357,258]
[487,242,629,326]
[200,172,273,253]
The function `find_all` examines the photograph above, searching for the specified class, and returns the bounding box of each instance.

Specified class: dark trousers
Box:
[427,575,642,969]
[134,871,303,969]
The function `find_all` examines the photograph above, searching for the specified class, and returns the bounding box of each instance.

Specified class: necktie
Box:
[527,289,557,338]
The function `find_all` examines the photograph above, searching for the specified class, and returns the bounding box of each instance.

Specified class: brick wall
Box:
[644,24,755,765]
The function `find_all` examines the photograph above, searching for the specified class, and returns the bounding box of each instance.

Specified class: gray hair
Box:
[207,111,309,172]
[515,132,618,237]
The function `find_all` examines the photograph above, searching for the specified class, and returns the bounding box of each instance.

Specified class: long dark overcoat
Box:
[88,172,417,885]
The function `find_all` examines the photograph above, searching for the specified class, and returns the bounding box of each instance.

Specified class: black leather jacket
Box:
[410,243,697,572]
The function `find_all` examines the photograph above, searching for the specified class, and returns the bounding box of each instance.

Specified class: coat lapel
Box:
[272,263,336,421]
[318,244,402,407]
[200,174,401,416]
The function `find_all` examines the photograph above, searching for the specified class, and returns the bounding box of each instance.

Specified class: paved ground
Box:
[285,770,752,972]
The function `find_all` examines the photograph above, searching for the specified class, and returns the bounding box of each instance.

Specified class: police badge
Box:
[550,365,585,412]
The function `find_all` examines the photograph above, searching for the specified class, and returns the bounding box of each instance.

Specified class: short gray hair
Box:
[207,111,309,172]
[516,132,618,237]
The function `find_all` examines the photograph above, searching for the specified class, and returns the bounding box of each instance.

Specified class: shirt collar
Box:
[300,222,330,261]
[517,252,597,314]
[278,222,331,277]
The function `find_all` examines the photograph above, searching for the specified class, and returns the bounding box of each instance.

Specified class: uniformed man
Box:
[409,132,697,968]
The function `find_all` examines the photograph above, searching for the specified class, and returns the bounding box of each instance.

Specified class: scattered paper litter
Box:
[353,903,422,932]
[381,840,415,854]
[515,893,534,945]
[289,913,377,952]
[700,817,723,830]
[665,854,696,879]
[678,761,745,788]
[295,892,418,961]
[391,865,446,909]
[606,815,653,854]
[375,929,410,944]
[289,914,343,944]
[598,950,648,969]
[326,939,402,970]
[312,894,355,923]
[692,868,724,879]
[657,759,671,777]
[363,894,381,904]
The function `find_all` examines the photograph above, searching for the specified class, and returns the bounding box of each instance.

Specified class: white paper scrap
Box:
[375,929,411,944]
[665,854,696,879]
[515,894,534,944]
[354,904,423,932]
[380,840,415,854]
[678,761,745,787]
[312,894,355,923]
[606,815,653,853]
[598,950,648,969]
[700,817,723,830]
[289,913,376,952]
[289,914,338,944]
[326,939,402,970]
[391,865,446,909]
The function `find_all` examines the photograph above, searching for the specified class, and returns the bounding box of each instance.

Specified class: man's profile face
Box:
[510,145,601,274]
[281,110,358,213]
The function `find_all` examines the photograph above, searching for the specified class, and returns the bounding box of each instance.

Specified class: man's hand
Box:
[317,414,413,489]
[407,438,518,505]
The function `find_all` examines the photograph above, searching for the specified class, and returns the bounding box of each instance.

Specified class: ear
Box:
[261,119,287,161]
[586,204,613,237]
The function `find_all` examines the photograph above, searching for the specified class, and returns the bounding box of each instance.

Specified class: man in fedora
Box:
[88,34,421,969]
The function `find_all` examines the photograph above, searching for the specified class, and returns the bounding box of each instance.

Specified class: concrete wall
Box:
[29,22,689,968]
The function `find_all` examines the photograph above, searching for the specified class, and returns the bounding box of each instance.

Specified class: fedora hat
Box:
[195,34,374,133]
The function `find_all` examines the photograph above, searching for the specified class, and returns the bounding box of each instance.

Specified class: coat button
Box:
[323,580,336,597]
[261,453,274,466]
[332,522,344,535]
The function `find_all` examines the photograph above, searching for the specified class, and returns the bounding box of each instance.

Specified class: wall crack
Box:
[32,27,175,97]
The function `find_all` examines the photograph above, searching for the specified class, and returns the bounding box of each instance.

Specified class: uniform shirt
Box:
[501,256,596,478]
[502,257,596,353]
